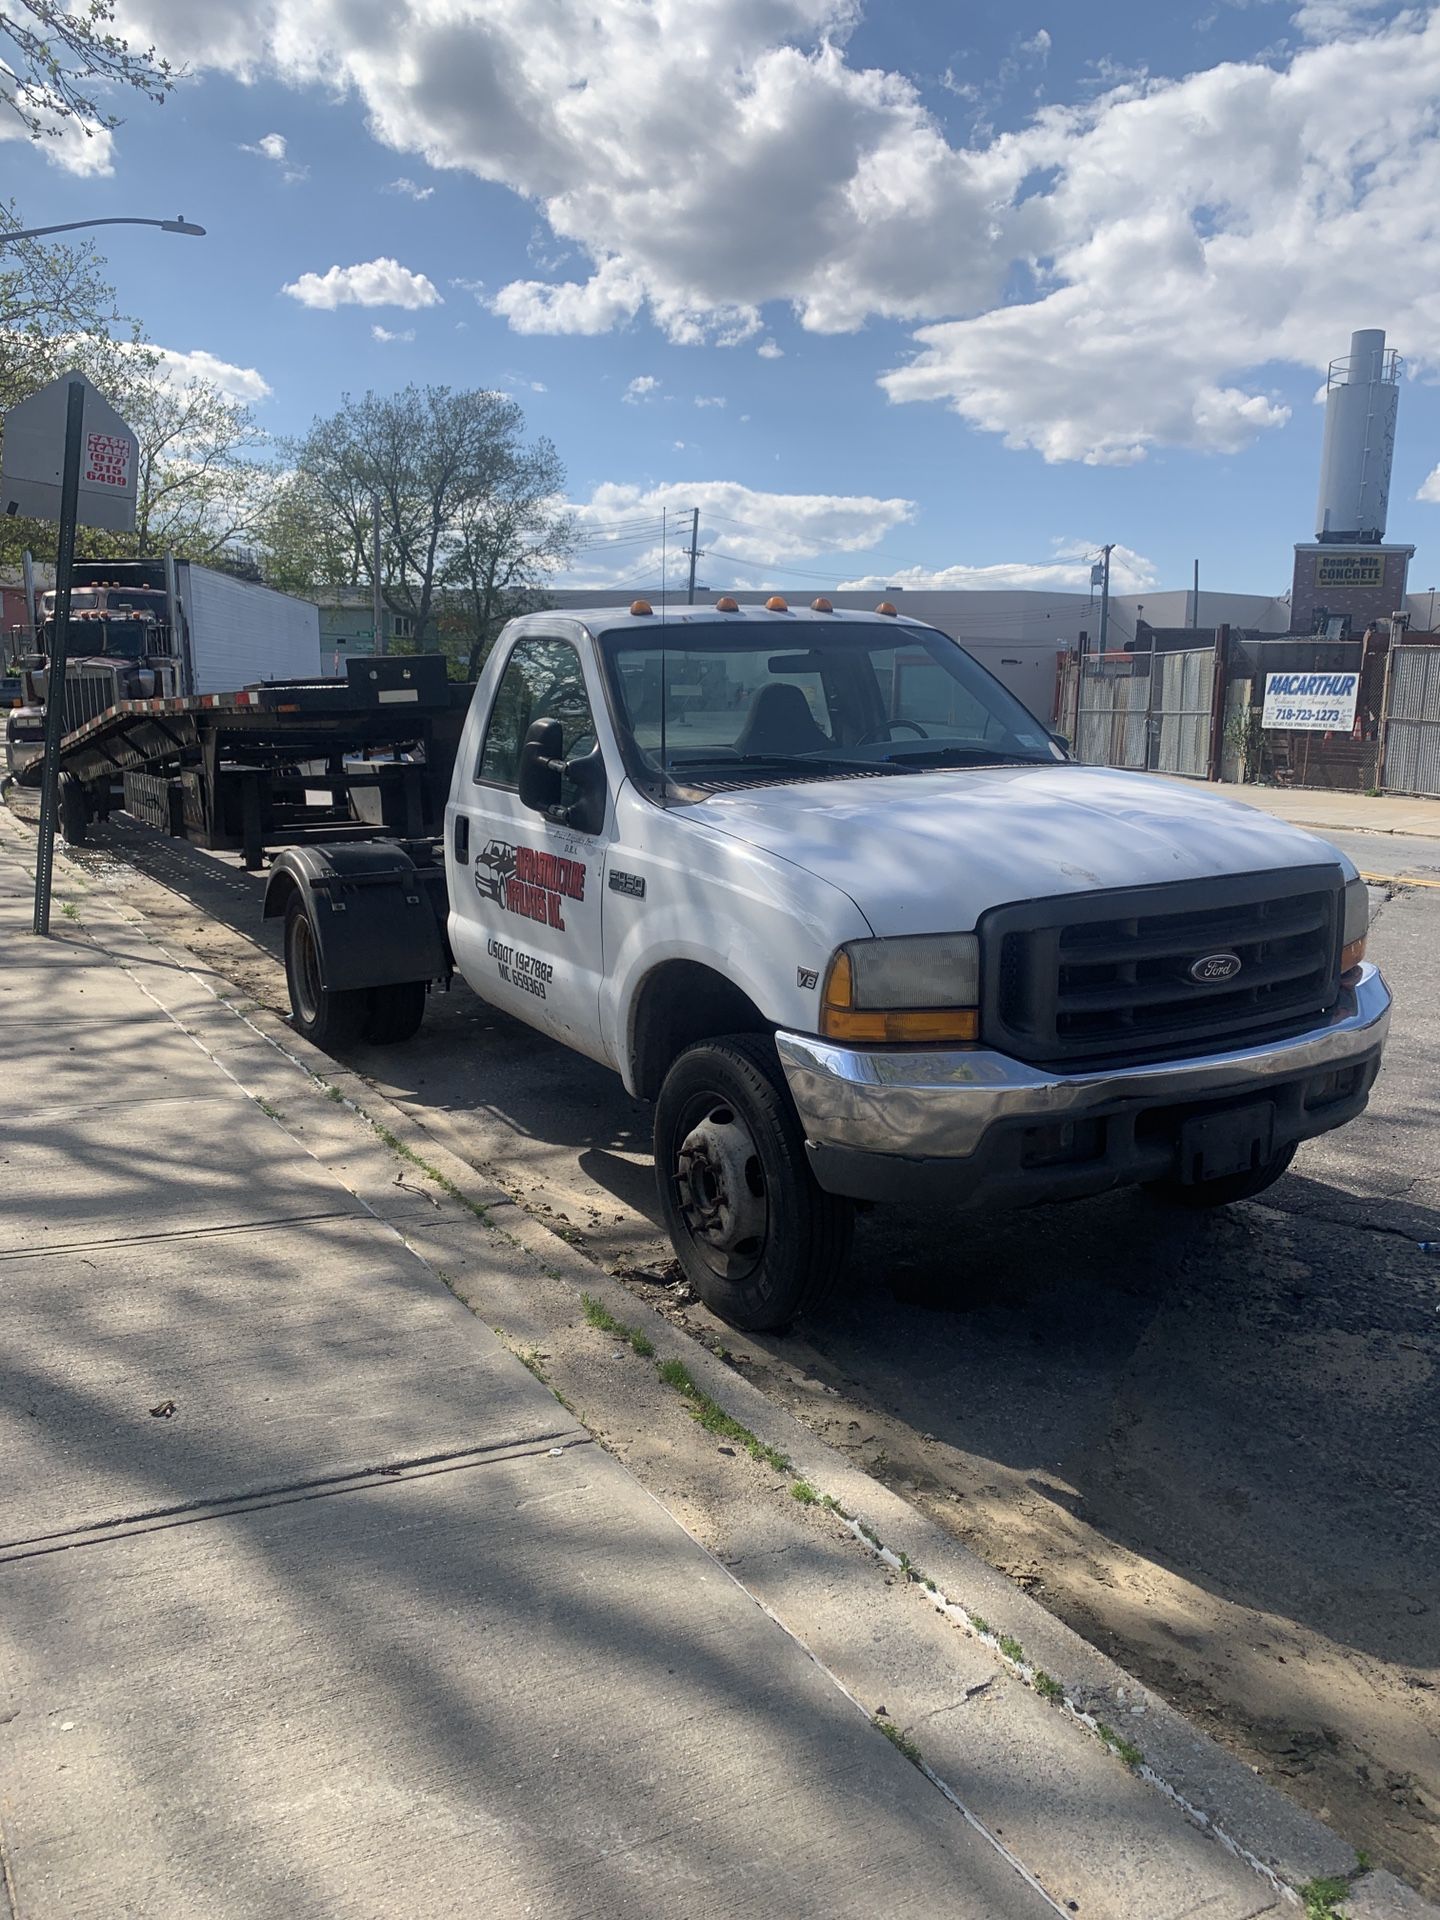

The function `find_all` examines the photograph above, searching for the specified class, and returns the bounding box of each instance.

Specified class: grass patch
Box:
[655,1357,790,1472]
[1096,1722,1144,1770]
[370,1120,490,1221]
[820,1493,844,1513]
[1300,1878,1351,1920]
[1033,1670,1063,1703]
[970,1615,991,1637]
[580,1293,655,1357]
[517,1349,548,1383]
[873,1717,923,1766]
[255,1097,283,1121]
[60,901,78,920]
[789,1479,819,1505]
[325,1084,344,1103]
[998,1634,1024,1664]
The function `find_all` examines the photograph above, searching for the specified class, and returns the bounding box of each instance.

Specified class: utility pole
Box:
[1191,557,1200,630]
[685,507,700,605]
[1097,543,1114,654]
[371,494,386,656]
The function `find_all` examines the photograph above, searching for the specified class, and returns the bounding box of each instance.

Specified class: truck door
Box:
[448,633,613,1058]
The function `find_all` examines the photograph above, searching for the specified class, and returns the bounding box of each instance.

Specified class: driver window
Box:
[478,638,596,785]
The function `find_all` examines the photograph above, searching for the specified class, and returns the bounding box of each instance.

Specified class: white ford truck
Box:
[265,601,1391,1330]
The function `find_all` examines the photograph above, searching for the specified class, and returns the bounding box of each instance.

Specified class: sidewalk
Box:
[0,845,1068,1919]
[1,824,1416,1920]
[1152,775,1440,841]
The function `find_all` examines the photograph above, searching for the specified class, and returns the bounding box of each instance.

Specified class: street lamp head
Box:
[161,217,206,236]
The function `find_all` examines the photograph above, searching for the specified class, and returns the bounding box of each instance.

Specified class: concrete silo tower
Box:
[1290,328,1414,635]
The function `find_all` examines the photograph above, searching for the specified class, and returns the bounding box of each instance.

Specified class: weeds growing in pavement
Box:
[581,1293,655,1357]
[656,1358,790,1471]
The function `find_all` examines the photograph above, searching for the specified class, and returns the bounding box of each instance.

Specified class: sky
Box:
[6,0,1440,603]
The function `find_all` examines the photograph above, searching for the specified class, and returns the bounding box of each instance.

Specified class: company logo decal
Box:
[1189,951,1242,984]
[475,839,586,931]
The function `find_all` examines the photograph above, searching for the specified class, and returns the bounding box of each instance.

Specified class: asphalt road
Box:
[37,801,1440,1897]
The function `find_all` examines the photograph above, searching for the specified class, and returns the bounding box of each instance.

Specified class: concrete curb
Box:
[6,804,1435,1919]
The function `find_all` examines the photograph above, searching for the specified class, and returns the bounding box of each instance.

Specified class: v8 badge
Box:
[797,966,819,990]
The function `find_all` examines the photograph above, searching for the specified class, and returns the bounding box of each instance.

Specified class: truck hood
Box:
[697,765,1350,936]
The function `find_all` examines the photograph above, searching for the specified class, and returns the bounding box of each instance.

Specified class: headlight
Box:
[821,934,979,1044]
[1341,876,1368,975]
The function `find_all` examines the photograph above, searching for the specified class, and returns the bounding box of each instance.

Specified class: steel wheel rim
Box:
[292,914,322,1025]
[671,1091,769,1283]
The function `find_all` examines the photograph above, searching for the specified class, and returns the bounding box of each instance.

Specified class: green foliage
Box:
[1033,1671,1064,1702]
[1,1,173,142]
[1300,1877,1351,1920]
[1096,1722,1144,1770]
[789,1479,819,1505]
[873,1717,923,1765]
[655,1358,790,1472]
[998,1635,1024,1663]
[580,1292,655,1357]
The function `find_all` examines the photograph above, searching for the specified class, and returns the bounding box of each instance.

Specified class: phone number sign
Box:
[1262,671,1359,732]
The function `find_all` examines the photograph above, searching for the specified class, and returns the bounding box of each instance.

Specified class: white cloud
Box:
[757,340,784,359]
[371,324,416,343]
[150,345,272,404]
[622,374,659,404]
[0,94,114,175]
[673,440,688,450]
[384,175,435,199]
[1019,28,1052,55]
[241,130,306,180]
[1419,466,1440,505]
[839,541,1159,594]
[565,480,915,585]
[694,394,727,408]
[282,257,442,310]
[112,0,1440,463]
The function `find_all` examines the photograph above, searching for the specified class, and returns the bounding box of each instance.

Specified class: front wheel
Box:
[284,896,368,1051]
[1144,1141,1297,1210]
[654,1033,853,1331]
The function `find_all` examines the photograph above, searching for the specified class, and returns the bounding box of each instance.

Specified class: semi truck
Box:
[240,597,1389,1332]
[4,555,320,771]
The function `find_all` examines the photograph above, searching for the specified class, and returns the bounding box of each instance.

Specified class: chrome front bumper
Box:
[775,963,1390,1197]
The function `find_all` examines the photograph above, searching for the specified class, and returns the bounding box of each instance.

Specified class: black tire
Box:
[1145,1141,1297,1210]
[59,773,88,846]
[654,1032,853,1331]
[364,980,427,1046]
[284,895,368,1051]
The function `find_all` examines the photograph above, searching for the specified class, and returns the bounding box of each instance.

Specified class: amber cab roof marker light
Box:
[765,595,790,612]
[875,600,898,616]
[630,599,653,616]
[810,596,834,612]
[714,596,740,612]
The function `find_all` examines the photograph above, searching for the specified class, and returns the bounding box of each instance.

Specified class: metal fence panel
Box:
[1382,646,1440,797]
[1075,661,1149,770]
[1151,648,1216,779]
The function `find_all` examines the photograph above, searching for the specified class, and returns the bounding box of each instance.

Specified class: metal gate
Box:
[1150,648,1216,779]
[1381,644,1440,796]
[1072,657,1150,770]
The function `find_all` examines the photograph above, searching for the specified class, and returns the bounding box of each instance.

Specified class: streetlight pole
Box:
[1097,543,1114,654]
[0,215,205,246]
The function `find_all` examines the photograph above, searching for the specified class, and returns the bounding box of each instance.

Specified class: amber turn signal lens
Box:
[1341,936,1366,975]
[629,598,653,616]
[819,950,978,1045]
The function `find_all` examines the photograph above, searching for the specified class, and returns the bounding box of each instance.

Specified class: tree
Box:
[251,469,370,597]
[445,437,574,678]
[116,369,267,560]
[283,385,574,661]
[2,0,171,145]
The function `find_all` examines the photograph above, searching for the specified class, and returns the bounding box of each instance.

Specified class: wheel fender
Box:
[264,844,448,992]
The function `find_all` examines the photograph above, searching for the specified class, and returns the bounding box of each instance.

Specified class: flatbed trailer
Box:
[16,654,467,868]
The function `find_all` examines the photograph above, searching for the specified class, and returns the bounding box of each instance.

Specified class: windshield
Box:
[599,620,1062,787]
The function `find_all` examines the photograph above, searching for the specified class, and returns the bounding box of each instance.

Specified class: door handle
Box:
[453,815,470,863]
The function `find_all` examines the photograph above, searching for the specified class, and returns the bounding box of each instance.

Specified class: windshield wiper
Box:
[668,752,911,779]
[882,746,1057,769]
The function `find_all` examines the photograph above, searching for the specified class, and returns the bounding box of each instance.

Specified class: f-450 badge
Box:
[476,839,586,932]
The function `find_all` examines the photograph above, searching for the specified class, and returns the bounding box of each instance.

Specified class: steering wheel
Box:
[856,718,930,745]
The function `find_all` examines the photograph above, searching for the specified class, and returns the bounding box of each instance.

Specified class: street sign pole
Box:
[31,379,87,936]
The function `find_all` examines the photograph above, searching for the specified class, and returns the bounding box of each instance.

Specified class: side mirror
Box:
[518,718,565,813]
[517,717,608,834]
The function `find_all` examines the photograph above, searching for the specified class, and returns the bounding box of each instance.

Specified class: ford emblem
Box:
[1189,951,1242,983]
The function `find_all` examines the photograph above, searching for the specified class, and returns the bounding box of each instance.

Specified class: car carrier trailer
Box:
[15,653,468,869]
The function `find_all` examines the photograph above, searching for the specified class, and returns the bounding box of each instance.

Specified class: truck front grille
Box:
[981,869,1344,1069]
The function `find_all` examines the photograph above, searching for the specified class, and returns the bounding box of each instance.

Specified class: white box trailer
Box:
[175,562,320,694]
